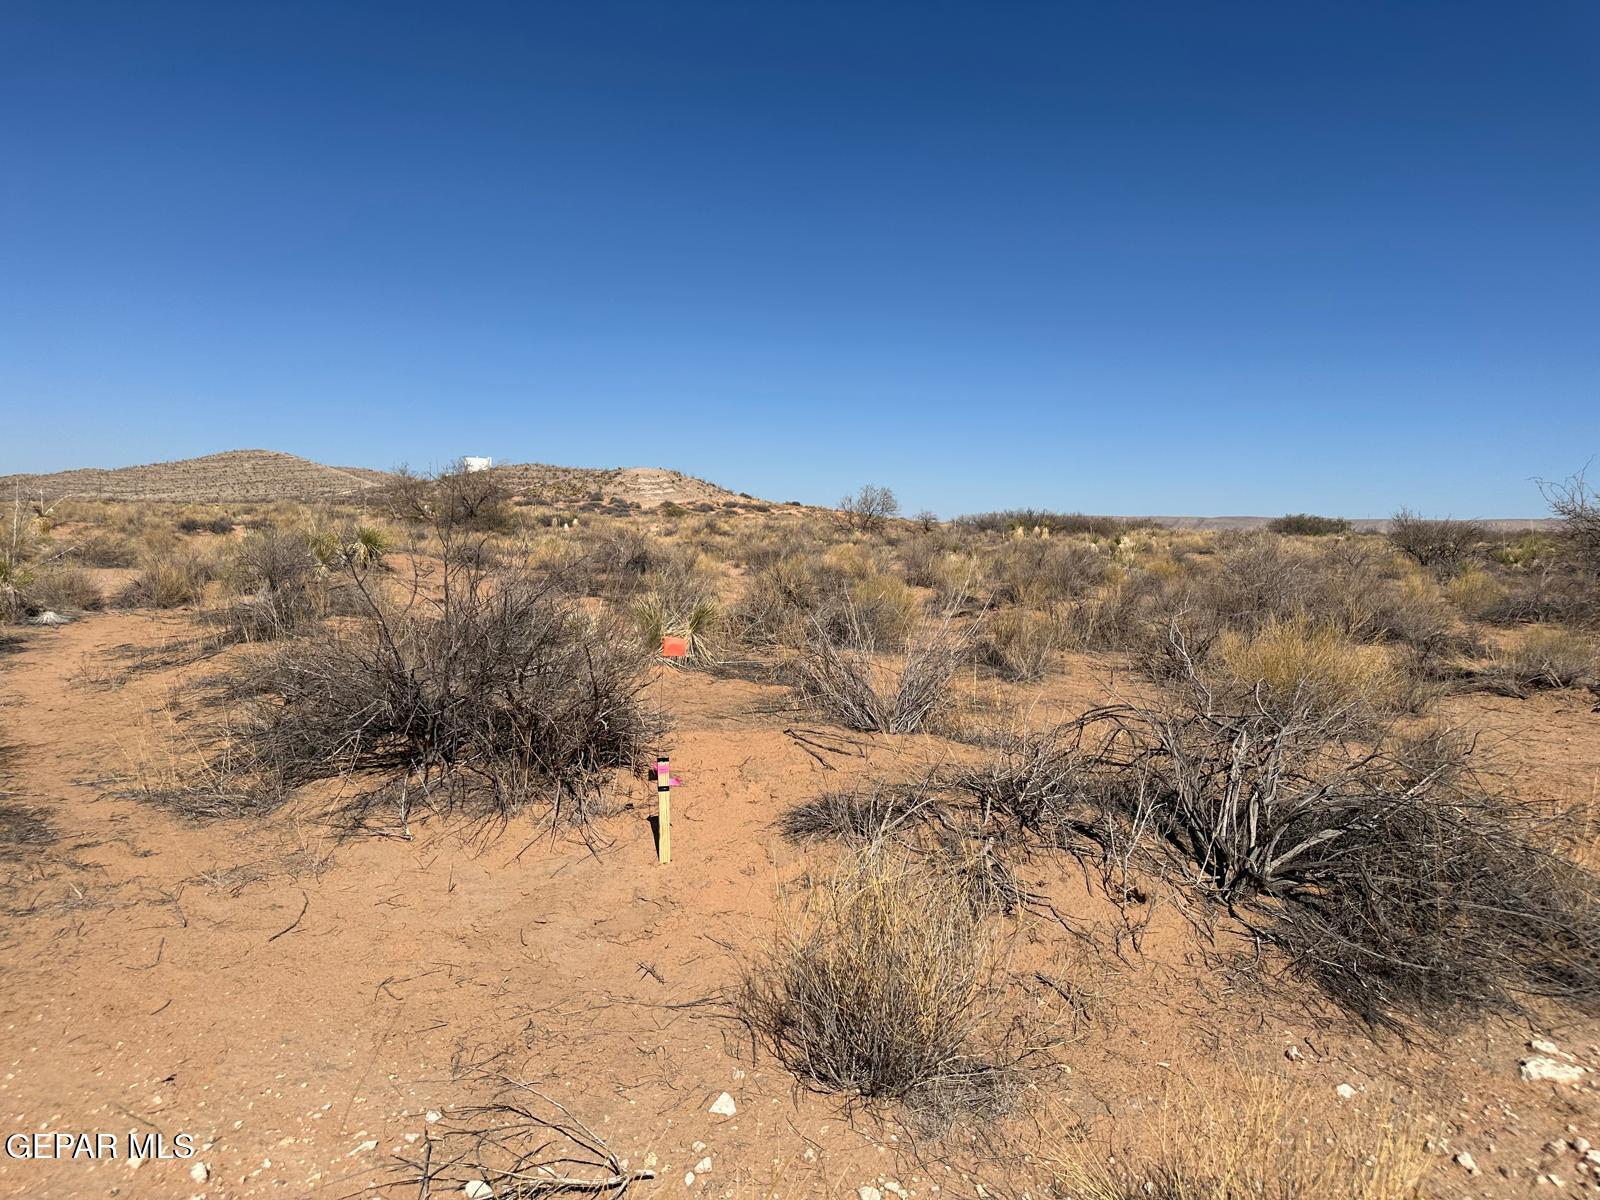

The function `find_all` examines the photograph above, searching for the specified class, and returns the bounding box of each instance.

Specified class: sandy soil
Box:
[0,610,1597,1199]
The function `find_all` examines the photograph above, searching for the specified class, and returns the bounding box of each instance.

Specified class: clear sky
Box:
[2,2,1596,517]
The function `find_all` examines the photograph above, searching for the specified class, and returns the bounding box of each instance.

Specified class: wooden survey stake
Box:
[656,755,672,864]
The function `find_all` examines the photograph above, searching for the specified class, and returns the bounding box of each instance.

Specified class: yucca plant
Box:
[634,590,722,662]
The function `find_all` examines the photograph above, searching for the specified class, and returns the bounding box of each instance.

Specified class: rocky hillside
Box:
[0,450,390,502]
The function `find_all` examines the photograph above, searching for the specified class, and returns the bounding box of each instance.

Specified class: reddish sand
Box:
[0,609,1597,1198]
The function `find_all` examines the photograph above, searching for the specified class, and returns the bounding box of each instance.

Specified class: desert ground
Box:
[0,454,1597,1200]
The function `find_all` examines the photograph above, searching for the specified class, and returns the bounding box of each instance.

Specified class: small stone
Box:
[885,1183,908,1198]
[1455,1151,1480,1175]
[464,1182,493,1200]
[1532,1039,1564,1056]
[189,1162,209,1182]
[1585,1150,1600,1168]
[128,1155,144,1170]
[643,1152,658,1169]
[1547,1140,1570,1155]
[709,1092,738,1116]
[1284,1046,1301,1061]
[426,1110,443,1123]
[1576,1138,1593,1155]
[684,1171,696,1187]
[1521,1057,1588,1085]
[859,1189,884,1200]
[1336,1083,1357,1100]
[695,1157,713,1173]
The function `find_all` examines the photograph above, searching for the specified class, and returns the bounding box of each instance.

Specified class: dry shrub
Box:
[846,573,923,648]
[793,612,972,734]
[778,783,940,843]
[24,565,104,613]
[1034,688,1600,1029]
[1047,1073,1427,1200]
[1445,562,1506,618]
[977,606,1067,682]
[186,561,659,823]
[1475,625,1598,697]
[738,844,1020,1121]
[1214,616,1409,724]
[68,529,138,567]
[989,539,1105,607]
[115,550,213,608]
[1388,509,1485,577]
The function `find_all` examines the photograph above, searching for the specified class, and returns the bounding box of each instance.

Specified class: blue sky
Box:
[2,1,1595,517]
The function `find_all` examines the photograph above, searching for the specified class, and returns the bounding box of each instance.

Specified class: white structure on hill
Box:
[462,456,493,472]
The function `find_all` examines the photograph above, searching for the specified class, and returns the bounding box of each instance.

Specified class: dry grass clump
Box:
[732,555,921,652]
[988,539,1105,607]
[1047,1074,1427,1200]
[114,549,215,608]
[1028,690,1600,1029]
[793,612,972,734]
[67,529,139,567]
[1213,616,1410,724]
[977,606,1068,682]
[1474,625,1598,697]
[199,559,659,824]
[778,783,940,843]
[738,844,1021,1121]
[23,565,104,613]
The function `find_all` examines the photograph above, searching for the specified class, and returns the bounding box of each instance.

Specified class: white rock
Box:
[1335,1083,1357,1100]
[1521,1057,1589,1085]
[859,1189,884,1200]
[709,1091,737,1116]
[1284,1046,1301,1061]
[1575,1138,1593,1155]
[683,1171,696,1186]
[128,1154,144,1170]
[1585,1150,1600,1167]
[1531,1038,1564,1056]
[464,1182,493,1200]
[425,1109,443,1123]
[189,1162,209,1182]
[695,1157,713,1173]
[1547,1140,1570,1155]
[885,1183,908,1198]
[1454,1151,1480,1175]
[351,1139,378,1155]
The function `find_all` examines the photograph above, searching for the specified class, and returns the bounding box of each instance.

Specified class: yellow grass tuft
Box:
[1216,616,1405,718]
[1047,1073,1429,1200]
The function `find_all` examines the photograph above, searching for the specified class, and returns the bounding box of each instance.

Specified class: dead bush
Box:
[738,844,1021,1121]
[793,611,972,734]
[1388,509,1485,577]
[1032,686,1600,1029]
[188,559,660,824]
